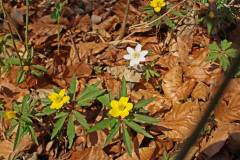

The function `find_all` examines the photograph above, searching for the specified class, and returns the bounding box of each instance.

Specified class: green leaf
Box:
[163,16,176,29]
[209,42,221,52]
[134,97,155,110]
[31,69,43,77]
[124,119,153,138]
[14,123,24,150]
[73,111,89,130]
[104,121,120,146]
[67,115,75,148]
[220,39,232,51]
[225,48,238,58]
[77,83,105,106]
[133,114,159,124]
[55,112,68,119]
[68,75,77,99]
[16,70,26,85]
[219,56,230,71]
[41,98,52,106]
[20,115,32,124]
[123,127,132,155]
[206,18,213,35]
[36,107,56,116]
[207,52,218,61]
[22,95,31,114]
[88,118,116,133]
[51,114,68,139]
[120,76,127,97]
[32,65,47,72]
[171,10,185,17]
[28,125,38,145]
[97,94,111,108]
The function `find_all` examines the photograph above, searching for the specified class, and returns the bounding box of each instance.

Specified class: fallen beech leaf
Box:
[106,66,142,83]
[191,82,210,101]
[215,94,240,124]
[116,146,156,160]
[0,140,13,159]
[70,146,110,160]
[175,79,196,101]
[162,66,183,100]
[199,123,240,159]
[78,42,108,57]
[156,55,180,69]
[76,14,91,32]
[93,15,119,31]
[105,78,121,97]
[158,102,203,140]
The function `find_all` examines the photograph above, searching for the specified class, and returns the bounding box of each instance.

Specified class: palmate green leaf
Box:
[28,125,38,145]
[225,48,238,58]
[219,56,230,71]
[73,111,89,130]
[97,93,111,108]
[133,114,159,124]
[67,115,75,148]
[104,121,120,146]
[14,122,24,150]
[77,83,105,106]
[124,119,153,138]
[120,76,127,97]
[68,75,77,99]
[123,127,132,156]
[220,39,232,51]
[51,114,68,139]
[134,97,155,110]
[16,70,26,85]
[207,51,218,61]
[209,42,221,52]
[88,118,116,133]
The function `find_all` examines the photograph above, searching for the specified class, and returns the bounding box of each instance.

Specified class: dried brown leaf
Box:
[175,79,196,101]
[158,102,203,140]
[191,82,210,101]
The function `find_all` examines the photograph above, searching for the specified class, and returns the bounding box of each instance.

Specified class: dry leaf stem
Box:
[25,0,29,57]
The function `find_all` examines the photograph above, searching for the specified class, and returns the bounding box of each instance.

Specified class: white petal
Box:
[123,54,131,60]
[140,50,148,58]
[135,44,142,52]
[130,59,140,66]
[127,47,135,54]
[139,57,146,62]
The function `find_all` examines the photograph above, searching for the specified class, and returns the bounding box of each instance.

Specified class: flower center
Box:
[132,52,140,59]
[119,104,126,111]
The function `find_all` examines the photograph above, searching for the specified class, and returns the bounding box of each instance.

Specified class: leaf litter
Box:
[0,0,240,159]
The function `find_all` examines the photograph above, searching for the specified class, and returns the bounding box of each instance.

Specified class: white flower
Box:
[123,44,148,67]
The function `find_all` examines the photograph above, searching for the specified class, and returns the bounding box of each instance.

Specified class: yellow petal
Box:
[109,108,120,118]
[120,110,130,119]
[126,103,133,111]
[48,92,59,101]
[62,96,70,104]
[154,7,161,12]
[110,100,119,109]
[161,2,166,7]
[4,111,16,120]
[59,89,66,97]
[150,1,157,7]
[119,97,129,106]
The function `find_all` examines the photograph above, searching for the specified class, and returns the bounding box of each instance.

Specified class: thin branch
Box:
[175,54,240,160]
[116,0,131,41]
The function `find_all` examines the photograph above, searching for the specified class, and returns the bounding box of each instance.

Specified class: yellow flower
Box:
[109,97,133,119]
[4,111,16,120]
[48,89,70,110]
[150,0,166,13]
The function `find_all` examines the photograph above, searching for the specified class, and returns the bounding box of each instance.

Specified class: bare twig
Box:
[24,0,30,58]
[116,0,131,41]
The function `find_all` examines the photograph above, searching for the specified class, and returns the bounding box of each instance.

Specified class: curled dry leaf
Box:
[175,79,196,101]
[105,78,121,97]
[199,123,240,159]
[191,82,210,101]
[116,146,156,160]
[70,146,110,160]
[78,42,108,57]
[87,130,107,147]
[214,94,240,124]
[29,22,63,47]
[162,65,183,101]
[156,55,180,69]
[158,102,203,140]
[93,15,119,31]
